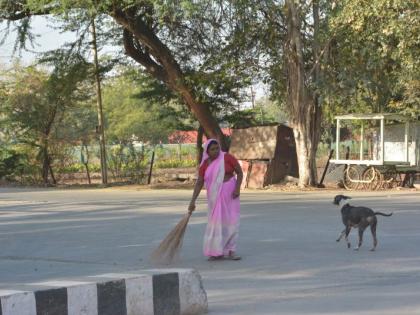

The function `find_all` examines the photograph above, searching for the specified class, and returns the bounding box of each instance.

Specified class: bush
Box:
[56,163,84,174]
[0,145,42,183]
[106,144,147,183]
[154,158,196,169]
[0,147,22,178]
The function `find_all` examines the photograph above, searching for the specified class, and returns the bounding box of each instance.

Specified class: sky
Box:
[0,17,78,66]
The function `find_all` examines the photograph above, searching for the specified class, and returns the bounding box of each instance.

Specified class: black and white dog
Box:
[333,195,393,251]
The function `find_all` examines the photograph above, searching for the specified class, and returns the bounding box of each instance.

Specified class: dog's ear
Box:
[333,194,351,205]
[333,195,341,205]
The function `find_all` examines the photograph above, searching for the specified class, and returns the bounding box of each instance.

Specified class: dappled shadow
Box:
[1,190,420,314]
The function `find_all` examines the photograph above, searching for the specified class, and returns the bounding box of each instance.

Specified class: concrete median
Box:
[0,268,207,315]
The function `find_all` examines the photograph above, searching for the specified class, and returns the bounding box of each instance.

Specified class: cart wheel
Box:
[362,166,381,190]
[382,168,398,189]
[374,169,384,190]
[343,165,360,190]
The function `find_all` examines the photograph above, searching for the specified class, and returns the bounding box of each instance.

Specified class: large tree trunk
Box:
[111,9,228,150]
[309,0,322,183]
[285,0,321,187]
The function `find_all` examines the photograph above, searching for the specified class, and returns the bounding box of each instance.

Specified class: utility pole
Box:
[91,17,108,184]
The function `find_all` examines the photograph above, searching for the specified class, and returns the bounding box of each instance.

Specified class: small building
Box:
[229,125,298,188]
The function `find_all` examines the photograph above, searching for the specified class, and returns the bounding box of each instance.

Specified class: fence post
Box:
[318,149,334,187]
[148,148,155,185]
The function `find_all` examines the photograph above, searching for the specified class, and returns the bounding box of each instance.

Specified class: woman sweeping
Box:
[188,139,243,261]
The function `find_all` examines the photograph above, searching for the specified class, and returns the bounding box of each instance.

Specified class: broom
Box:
[151,211,192,264]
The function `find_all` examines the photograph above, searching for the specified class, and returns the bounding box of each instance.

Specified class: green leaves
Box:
[0,58,92,145]
[0,145,27,178]
[326,0,420,118]
[102,67,189,144]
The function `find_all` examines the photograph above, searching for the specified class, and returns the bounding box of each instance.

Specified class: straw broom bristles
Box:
[151,211,192,264]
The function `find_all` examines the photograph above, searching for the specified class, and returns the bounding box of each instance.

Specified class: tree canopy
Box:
[323,0,420,120]
[1,0,418,186]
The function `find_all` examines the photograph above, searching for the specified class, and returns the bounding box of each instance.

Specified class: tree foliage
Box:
[102,67,190,144]
[1,0,418,186]
[323,0,420,120]
[0,0,266,147]
[0,58,90,183]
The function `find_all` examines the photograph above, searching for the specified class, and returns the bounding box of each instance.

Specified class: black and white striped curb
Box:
[0,268,207,315]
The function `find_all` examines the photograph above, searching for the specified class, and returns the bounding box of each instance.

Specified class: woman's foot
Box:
[207,255,224,261]
[226,251,241,260]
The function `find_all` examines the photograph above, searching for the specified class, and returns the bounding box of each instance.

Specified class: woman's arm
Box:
[189,176,204,212]
[232,164,243,199]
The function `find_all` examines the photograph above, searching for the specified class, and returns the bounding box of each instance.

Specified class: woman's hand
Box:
[188,200,196,213]
[232,188,240,199]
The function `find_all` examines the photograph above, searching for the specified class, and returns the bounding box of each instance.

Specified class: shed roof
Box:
[334,113,409,121]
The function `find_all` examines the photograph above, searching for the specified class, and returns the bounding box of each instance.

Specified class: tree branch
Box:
[308,37,334,78]
[0,4,53,21]
[112,8,185,86]
[261,6,287,33]
[122,29,168,83]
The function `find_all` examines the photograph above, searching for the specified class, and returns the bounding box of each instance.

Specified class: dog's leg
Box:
[336,229,346,242]
[354,226,366,251]
[370,222,378,251]
[344,226,352,248]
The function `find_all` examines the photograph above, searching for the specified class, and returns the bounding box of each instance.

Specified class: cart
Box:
[330,113,419,190]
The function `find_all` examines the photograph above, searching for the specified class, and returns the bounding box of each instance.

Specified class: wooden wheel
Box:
[343,165,360,190]
[382,167,398,189]
[362,166,382,190]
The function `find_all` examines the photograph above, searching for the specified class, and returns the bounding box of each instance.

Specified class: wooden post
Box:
[318,149,334,187]
[336,119,340,160]
[380,118,385,164]
[405,121,409,163]
[148,149,155,185]
[360,122,364,160]
[81,144,91,184]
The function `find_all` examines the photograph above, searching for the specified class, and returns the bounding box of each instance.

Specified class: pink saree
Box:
[201,139,240,257]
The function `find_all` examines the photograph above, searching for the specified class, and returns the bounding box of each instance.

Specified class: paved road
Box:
[1,187,419,314]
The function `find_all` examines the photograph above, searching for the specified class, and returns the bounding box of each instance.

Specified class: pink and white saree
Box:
[201,140,240,257]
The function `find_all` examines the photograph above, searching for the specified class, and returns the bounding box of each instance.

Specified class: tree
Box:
[3,1,416,188]
[282,0,323,186]
[0,60,89,184]
[59,101,98,184]
[90,16,108,184]
[242,1,327,186]
[255,97,289,125]
[0,1,258,149]
[243,0,418,186]
[102,67,191,144]
[0,146,26,179]
[323,0,420,119]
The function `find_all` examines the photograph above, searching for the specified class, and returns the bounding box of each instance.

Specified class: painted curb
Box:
[0,269,207,315]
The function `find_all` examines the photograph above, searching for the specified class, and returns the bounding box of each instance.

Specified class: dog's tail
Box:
[374,211,393,217]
